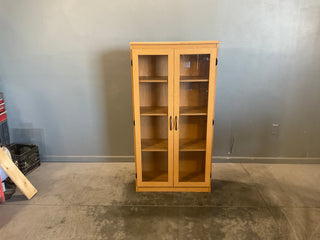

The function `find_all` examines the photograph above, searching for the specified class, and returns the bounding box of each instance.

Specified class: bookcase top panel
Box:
[130,41,219,47]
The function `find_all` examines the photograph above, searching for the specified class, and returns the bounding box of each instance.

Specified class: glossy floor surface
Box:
[0,162,319,239]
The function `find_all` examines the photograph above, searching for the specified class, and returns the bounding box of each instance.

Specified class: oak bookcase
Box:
[131,41,219,192]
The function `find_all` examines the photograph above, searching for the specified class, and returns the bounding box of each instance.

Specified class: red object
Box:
[0,111,7,122]
[0,98,7,122]
[0,103,5,113]
[0,176,5,203]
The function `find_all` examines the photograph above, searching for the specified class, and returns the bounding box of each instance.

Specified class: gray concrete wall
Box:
[0,0,319,161]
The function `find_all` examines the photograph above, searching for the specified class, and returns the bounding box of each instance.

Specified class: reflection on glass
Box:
[139,55,169,182]
[179,54,210,183]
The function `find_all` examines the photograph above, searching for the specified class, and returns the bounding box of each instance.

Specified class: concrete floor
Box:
[0,162,319,240]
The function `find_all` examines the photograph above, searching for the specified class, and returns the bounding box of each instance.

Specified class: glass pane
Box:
[142,152,168,182]
[139,55,168,82]
[180,54,210,81]
[179,152,205,182]
[139,55,169,182]
[179,54,210,182]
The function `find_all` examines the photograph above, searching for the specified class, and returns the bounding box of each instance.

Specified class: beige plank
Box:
[0,148,37,200]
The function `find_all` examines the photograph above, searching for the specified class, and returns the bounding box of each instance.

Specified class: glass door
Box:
[173,49,217,187]
[132,49,174,187]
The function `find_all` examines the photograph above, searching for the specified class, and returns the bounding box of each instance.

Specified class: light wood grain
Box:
[140,106,167,116]
[142,170,168,182]
[131,48,138,179]
[205,48,218,183]
[167,50,175,188]
[136,186,211,192]
[132,49,142,187]
[179,139,206,151]
[173,49,180,187]
[0,148,37,199]
[179,171,205,182]
[180,106,207,116]
[139,76,168,82]
[141,152,170,186]
[131,42,219,192]
[141,139,168,151]
[130,41,219,45]
[178,151,205,182]
[180,76,208,82]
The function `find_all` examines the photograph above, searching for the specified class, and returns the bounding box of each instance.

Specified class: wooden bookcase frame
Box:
[131,41,219,192]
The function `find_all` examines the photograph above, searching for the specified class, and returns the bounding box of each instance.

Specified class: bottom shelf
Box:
[179,151,206,182]
[141,151,207,183]
[142,170,168,182]
[142,152,168,182]
[179,171,205,182]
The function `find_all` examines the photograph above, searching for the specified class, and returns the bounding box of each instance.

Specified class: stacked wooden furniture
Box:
[131,41,219,192]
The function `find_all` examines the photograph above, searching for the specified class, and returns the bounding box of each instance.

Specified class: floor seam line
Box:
[1,204,294,208]
[3,203,320,208]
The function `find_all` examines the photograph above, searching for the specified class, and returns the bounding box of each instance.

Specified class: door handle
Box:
[175,116,178,130]
[170,116,173,131]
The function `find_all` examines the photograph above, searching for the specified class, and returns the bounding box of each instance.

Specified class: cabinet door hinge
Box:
[135,173,137,178]
[131,60,133,66]
[210,173,212,178]
[216,58,218,66]
[133,120,135,126]
[212,119,215,126]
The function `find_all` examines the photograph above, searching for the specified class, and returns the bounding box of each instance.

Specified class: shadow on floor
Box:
[86,179,292,239]
[117,179,265,207]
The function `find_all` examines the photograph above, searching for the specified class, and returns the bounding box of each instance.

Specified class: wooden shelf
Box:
[180,76,208,82]
[180,139,206,151]
[179,171,205,182]
[141,139,206,151]
[140,76,208,82]
[141,139,168,151]
[140,106,168,116]
[142,170,168,182]
[140,76,168,82]
[180,106,207,116]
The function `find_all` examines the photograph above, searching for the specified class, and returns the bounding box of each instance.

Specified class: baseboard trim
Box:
[42,155,320,164]
[212,156,320,164]
[43,155,135,162]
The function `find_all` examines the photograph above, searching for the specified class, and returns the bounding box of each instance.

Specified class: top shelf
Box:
[180,76,208,82]
[139,76,167,82]
[139,76,209,83]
